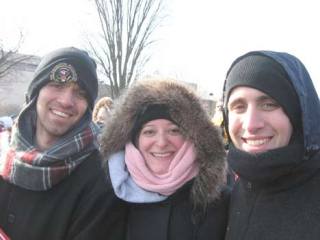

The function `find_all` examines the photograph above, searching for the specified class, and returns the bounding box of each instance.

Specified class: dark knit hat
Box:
[26,47,98,109]
[224,53,302,132]
[131,104,175,144]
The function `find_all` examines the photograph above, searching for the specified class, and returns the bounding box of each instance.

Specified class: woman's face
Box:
[138,119,185,174]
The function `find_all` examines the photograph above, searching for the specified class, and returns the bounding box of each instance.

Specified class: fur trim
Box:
[100,79,226,206]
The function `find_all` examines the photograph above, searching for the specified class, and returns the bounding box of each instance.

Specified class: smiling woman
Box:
[137,118,186,174]
[100,77,229,240]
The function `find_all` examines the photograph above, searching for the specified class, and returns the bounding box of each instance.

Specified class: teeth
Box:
[52,110,69,118]
[246,139,269,146]
[152,152,172,158]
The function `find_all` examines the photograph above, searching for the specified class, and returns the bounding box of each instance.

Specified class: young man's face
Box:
[227,87,293,154]
[36,81,88,147]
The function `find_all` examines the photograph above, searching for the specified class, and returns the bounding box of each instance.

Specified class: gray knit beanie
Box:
[26,47,98,109]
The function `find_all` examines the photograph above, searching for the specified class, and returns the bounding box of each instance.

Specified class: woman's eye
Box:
[169,127,181,135]
[141,129,155,136]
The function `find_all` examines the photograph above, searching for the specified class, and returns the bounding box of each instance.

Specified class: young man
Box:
[223,51,320,240]
[0,47,125,240]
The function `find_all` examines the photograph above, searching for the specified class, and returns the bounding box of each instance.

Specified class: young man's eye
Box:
[260,101,279,111]
[77,90,88,99]
[229,103,246,113]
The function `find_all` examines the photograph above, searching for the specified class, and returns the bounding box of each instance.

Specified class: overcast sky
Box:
[1,0,319,99]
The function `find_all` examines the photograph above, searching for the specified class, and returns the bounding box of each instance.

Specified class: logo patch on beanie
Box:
[50,63,78,83]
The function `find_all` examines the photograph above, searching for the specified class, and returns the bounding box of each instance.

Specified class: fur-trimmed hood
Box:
[100,79,226,206]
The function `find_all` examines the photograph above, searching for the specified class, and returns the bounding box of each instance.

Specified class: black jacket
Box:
[0,150,126,240]
[224,51,320,240]
[126,183,230,240]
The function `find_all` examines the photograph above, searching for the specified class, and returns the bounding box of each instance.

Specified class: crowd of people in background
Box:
[0,46,319,240]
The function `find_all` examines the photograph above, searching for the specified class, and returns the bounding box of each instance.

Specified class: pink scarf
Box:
[125,141,199,196]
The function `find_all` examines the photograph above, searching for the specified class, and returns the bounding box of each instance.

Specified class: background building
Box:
[0,53,41,115]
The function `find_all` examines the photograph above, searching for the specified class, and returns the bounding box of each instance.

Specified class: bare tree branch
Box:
[0,32,31,79]
[86,0,166,98]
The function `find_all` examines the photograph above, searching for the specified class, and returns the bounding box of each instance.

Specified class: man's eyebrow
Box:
[257,94,275,102]
[228,97,245,108]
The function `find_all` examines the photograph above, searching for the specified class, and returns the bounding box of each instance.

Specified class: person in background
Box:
[212,100,235,187]
[100,78,229,240]
[0,116,13,133]
[212,99,228,149]
[0,116,14,158]
[0,47,125,240]
[222,50,320,240]
[92,96,113,127]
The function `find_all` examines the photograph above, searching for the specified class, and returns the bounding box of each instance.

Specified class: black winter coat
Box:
[0,150,126,240]
[126,183,230,240]
[226,151,320,240]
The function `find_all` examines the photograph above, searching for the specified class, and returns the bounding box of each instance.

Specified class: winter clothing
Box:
[131,104,174,144]
[125,141,198,196]
[1,99,99,191]
[101,79,229,239]
[126,182,229,240]
[223,51,320,240]
[0,47,126,239]
[0,150,126,240]
[0,227,9,240]
[224,54,301,131]
[108,151,167,203]
[26,47,98,109]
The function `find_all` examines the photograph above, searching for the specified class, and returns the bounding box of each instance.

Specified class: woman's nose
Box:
[155,133,168,147]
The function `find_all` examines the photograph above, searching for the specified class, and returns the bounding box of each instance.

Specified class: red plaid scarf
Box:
[0,101,99,191]
[0,227,10,240]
